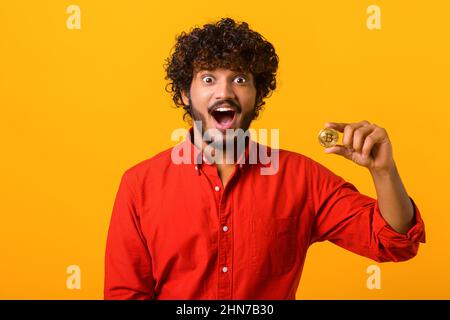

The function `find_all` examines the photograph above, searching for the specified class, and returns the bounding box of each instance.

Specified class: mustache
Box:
[207,100,242,114]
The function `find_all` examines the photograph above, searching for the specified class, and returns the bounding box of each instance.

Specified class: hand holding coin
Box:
[320,121,395,174]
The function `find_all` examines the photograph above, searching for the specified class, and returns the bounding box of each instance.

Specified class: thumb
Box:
[324,145,353,159]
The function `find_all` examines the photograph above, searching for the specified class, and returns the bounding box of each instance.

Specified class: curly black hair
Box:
[164,17,279,121]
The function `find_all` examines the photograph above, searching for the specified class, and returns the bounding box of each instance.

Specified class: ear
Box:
[255,89,262,107]
[181,90,190,106]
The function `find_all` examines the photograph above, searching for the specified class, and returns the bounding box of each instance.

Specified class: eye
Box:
[202,76,214,84]
[234,76,247,84]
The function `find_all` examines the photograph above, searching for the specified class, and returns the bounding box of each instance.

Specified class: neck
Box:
[191,127,249,165]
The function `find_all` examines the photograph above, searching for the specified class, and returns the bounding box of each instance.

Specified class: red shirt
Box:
[104,128,426,300]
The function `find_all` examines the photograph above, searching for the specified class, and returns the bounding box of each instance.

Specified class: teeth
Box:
[215,107,234,112]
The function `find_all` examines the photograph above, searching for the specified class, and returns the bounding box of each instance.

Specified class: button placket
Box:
[217,183,233,299]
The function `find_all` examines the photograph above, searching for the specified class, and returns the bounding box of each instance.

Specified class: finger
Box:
[325,120,370,133]
[353,125,375,153]
[361,135,376,159]
[324,122,348,133]
[324,145,353,160]
[342,121,371,150]
[361,127,387,158]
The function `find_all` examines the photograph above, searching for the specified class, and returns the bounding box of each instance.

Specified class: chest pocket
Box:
[250,217,298,277]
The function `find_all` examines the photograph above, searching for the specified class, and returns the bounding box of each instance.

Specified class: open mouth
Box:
[211,107,236,129]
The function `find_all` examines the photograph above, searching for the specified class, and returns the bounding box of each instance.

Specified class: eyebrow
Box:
[198,70,251,78]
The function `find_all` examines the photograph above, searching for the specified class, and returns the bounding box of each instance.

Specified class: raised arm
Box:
[324,120,415,234]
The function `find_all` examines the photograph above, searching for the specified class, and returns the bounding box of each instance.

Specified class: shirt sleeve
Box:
[104,170,156,299]
[307,159,426,263]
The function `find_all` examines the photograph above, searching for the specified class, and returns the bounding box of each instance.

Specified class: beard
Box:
[188,97,255,160]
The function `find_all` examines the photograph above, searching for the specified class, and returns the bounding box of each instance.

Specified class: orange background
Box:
[0,0,449,299]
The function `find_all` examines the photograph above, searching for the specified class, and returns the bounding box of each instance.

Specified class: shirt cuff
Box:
[373,196,426,244]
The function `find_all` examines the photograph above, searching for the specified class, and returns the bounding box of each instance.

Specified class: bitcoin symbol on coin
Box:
[318,128,339,148]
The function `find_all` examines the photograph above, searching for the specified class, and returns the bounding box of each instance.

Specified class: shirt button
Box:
[222,225,229,232]
[222,266,228,273]
[214,186,220,192]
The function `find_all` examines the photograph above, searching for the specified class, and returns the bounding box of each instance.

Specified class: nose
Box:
[214,78,236,101]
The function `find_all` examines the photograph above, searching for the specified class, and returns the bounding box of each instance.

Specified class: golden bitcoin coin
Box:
[318,128,339,148]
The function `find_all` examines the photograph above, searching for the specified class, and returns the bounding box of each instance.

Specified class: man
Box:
[104,18,425,299]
